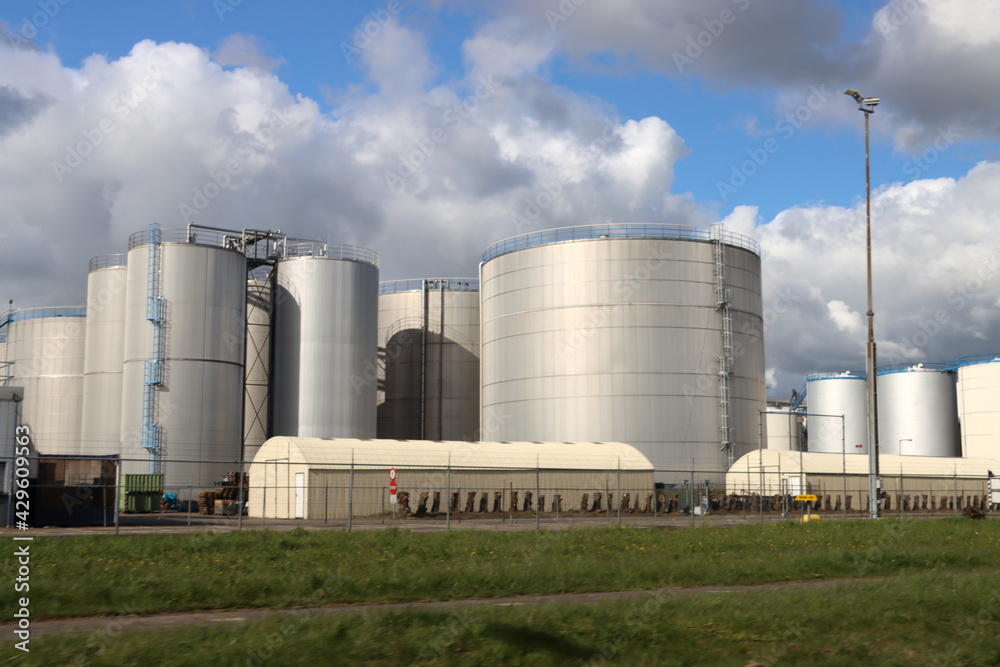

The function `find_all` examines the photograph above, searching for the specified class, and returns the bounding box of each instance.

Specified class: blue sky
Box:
[2,0,999,393]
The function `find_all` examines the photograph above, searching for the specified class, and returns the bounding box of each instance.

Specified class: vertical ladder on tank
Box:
[713,225,735,470]
[141,223,165,474]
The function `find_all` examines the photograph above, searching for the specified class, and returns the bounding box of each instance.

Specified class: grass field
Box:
[2,518,998,619]
[4,571,1000,666]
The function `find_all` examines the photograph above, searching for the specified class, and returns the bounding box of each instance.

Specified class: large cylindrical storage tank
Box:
[80,255,128,455]
[479,224,765,477]
[8,307,87,454]
[377,279,480,441]
[272,243,379,438]
[805,372,868,454]
[243,277,271,462]
[765,410,802,451]
[957,355,1000,459]
[121,229,246,495]
[877,364,960,456]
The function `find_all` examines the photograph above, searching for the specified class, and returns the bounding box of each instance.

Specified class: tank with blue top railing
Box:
[481,223,761,263]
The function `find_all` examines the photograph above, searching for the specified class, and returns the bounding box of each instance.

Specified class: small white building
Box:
[727,449,999,512]
[248,438,654,520]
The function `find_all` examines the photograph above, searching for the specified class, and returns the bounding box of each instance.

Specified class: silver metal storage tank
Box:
[479,224,765,477]
[805,372,868,454]
[80,255,128,456]
[956,355,1000,459]
[877,364,960,456]
[377,279,480,441]
[121,229,246,496]
[8,307,87,455]
[272,242,379,438]
[765,410,803,451]
[243,277,271,463]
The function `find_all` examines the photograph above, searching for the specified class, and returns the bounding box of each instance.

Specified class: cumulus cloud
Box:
[481,0,1000,151]
[1,9,998,399]
[211,33,284,72]
[754,161,1000,394]
[0,26,696,309]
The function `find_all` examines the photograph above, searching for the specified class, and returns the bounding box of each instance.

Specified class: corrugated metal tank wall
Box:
[8,307,87,455]
[479,224,765,476]
[765,410,802,451]
[805,373,868,454]
[121,230,246,493]
[243,277,271,462]
[272,243,379,438]
[80,255,128,455]
[376,279,480,441]
[877,364,961,456]
[956,355,1000,459]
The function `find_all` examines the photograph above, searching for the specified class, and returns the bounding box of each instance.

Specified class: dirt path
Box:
[8,576,888,639]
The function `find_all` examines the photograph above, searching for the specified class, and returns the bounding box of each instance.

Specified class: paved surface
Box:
[3,577,888,639]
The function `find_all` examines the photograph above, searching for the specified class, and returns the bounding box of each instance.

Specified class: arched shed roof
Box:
[252,438,653,470]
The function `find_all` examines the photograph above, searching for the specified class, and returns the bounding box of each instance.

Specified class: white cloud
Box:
[0,30,696,309]
[212,33,283,72]
[1,15,998,399]
[755,161,1000,393]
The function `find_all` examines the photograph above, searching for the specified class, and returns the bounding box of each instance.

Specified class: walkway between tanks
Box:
[7,576,891,638]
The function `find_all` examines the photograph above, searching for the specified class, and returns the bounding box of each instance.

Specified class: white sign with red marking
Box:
[389,467,397,495]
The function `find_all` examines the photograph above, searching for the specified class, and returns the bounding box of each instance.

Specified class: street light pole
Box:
[845,88,881,520]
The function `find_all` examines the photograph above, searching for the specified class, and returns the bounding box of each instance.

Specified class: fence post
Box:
[535,457,540,531]
[237,459,244,532]
[381,487,384,525]
[616,457,621,526]
[690,469,695,529]
[606,479,610,524]
[325,484,329,525]
[187,485,192,527]
[900,466,905,520]
[114,459,121,536]
[954,468,959,516]
[446,453,451,531]
[348,452,355,532]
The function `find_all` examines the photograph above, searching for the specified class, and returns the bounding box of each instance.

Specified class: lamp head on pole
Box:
[845,89,879,112]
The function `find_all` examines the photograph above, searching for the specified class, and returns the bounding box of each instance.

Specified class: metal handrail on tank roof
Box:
[876,362,956,375]
[806,371,866,381]
[279,240,380,267]
[481,223,761,263]
[956,354,1000,368]
[7,306,88,323]
[128,227,245,250]
[379,278,479,294]
[88,253,127,272]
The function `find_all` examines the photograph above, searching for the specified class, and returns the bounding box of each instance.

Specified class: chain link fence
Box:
[3,455,997,532]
